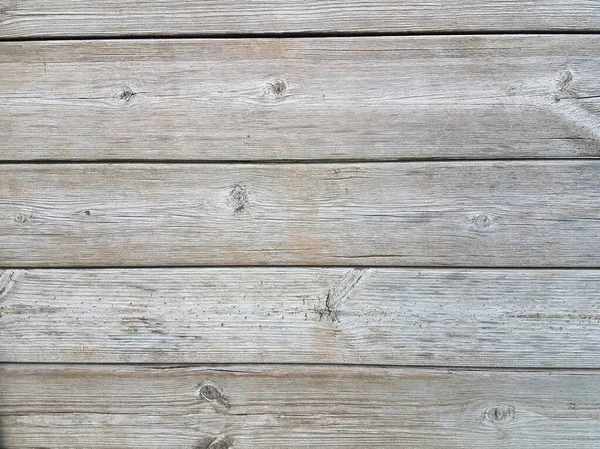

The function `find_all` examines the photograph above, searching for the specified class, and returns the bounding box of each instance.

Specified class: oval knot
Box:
[485,404,516,423]
[118,87,134,102]
[199,382,223,402]
[472,214,492,230]
[265,77,288,98]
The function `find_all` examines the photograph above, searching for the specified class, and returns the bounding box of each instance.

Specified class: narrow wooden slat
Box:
[2,364,599,448]
[1,1,599,38]
[1,162,599,267]
[1,36,599,161]
[1,268,599,366]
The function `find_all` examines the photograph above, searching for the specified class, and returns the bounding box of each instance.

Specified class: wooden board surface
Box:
[2,364,599,449]
[1,1,600,38]
[1,162,599,267]
[1,268,599,366]
[1,36,599,161]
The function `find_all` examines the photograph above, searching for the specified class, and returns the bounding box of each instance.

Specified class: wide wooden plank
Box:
[1,36,599,161]
[2,364,599,448]
[1,162,599,267]
[1,268,599,366]
[1,1,599,38]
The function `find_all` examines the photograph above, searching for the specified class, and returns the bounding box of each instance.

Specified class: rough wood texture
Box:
[1,162,599,267]
[1,1,599,38]
[2,364,599,449]
[1,36,599,161]
[1,268,599,366]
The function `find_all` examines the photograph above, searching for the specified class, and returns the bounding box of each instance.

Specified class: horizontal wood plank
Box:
[1,36,599,161]
[1,268,599,366]
[1,162,600,267]
[1,1,600,38]
[2,364,599,448]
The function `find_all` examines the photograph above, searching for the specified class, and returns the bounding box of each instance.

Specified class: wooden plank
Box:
[1,162,599,267]
[1,1,599,38]
[2,364,599,448]
[1,36,599,161]
[1,268,599,366]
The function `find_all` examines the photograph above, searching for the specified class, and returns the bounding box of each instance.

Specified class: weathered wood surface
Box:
[1,162,599,267]
[2,364,599,449]
[1,268,599,366]
[1,1,599,38]
[1,36,599,161]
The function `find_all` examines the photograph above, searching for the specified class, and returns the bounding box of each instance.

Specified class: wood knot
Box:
[198,382,223,402]
[484,405,515,424]
[118,87,134,102]
[207,438,230,449]
[14,213,29,224]
[0,270,18,300]
[227,184,248,213]
[265,77,288,98]
[556,69,574,91]
[551,69,574,103]
[471,214,492,230]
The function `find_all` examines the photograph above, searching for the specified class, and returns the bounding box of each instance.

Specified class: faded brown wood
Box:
[1,1,599,38]
[1,36,599,161]
[2,364,599,449]
[1,162,599,267]
[1,268,599,366]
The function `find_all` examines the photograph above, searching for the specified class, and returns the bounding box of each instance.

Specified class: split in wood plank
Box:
[1,1,600,38]
[2,364,599,449]
[1,162,599,267]
[1,268,599,366]
[1,36,599,161]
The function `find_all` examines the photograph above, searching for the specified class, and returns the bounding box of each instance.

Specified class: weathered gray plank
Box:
[1,1,599,38]
[2,364,599,449]
[1,36,599,161]
[1,268,599,366]
[1,162,599,267]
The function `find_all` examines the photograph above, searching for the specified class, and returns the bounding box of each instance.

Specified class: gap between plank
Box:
[1,158,600,165]
[2,29,600,43]
[3,265,600,270]
[1,362,599,372]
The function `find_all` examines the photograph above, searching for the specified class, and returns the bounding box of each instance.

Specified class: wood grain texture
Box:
[2,364,599,449]
[1,1,599,38]
[1,36,599,161]
[1,161,600,267]
[1,268,599,366]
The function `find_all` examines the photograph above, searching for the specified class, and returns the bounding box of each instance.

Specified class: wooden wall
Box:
[1,2,600,448]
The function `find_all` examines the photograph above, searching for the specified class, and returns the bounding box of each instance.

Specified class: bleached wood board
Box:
[1,162,600,267]
[1,36,599,161]
[1,1,599,38]
[1,268,599,366]
[2,364,599,449]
